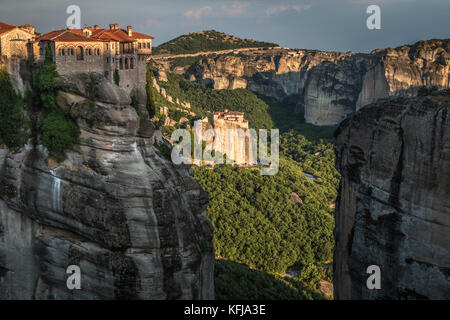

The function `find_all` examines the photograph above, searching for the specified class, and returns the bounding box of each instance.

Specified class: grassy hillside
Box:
[153,30,279,55]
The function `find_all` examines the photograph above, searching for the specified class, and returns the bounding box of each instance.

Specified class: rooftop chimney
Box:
[82,27,92,37]
[67,26,72,30]
[19,24,35,35]
[127,25,132,37]
[93,25,99,30]
[109,24,114,30]
[114,23,119,30]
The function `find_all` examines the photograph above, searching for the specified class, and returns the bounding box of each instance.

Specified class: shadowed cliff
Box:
[0,70,215,300]
[333,94,449,299]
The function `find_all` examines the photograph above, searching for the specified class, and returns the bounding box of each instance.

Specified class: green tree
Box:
[0,69,29,150]
[36,44,80,161]
[113,69,120,86]
[36,45,60,113]
[146,68,156,118]
[38,111,80,162]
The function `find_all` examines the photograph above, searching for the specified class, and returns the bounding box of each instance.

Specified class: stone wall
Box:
[210,115,252,165]
[35,40,148,96]
[0,28,34,59]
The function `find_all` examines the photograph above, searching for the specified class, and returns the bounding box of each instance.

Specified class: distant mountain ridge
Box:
[153,30,279,55]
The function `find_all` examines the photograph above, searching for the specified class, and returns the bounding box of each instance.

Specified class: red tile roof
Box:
[38,29,101,42]
[0,21,17,36]
[131,31,154,40]
[38,27,154,43]
[0,21,35,36]
[91,29,135,42]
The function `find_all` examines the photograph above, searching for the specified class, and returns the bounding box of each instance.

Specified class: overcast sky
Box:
[0,0,449,52]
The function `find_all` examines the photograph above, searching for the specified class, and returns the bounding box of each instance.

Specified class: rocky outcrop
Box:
[0,56,32,96]
[333,95,450,299]
[0,73,214,300]
[186,39,449,126]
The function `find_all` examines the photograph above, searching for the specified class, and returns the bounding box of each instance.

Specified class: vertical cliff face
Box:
[186,39,449,126]
[0,73,214,299]
[333,95,450,299]
[357,40,450,109]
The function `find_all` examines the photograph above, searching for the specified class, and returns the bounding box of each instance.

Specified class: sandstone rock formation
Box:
[0,72,214,300]
[333,95,449,299]
[186,39,449,126]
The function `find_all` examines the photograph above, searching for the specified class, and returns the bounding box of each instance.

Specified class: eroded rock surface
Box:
[186,39,449,126]
[0,73,214,300]
[333,96,450,299]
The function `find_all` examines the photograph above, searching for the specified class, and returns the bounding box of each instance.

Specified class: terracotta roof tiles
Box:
[0,21,17,36]
[38,29,101,42]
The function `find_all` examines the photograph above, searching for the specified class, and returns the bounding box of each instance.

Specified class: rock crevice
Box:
[333,96,450,299]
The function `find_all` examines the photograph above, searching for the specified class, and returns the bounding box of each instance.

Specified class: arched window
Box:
[119,58,123,70]
[62,48,65,56]
[138,43,141,49]
[147,43,150,49]
[89,49,92,55]
[76,46,84,60]
[125,58,129,69]
[70,48,74,56]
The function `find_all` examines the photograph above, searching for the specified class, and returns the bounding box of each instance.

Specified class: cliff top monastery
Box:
[0,21,154,92]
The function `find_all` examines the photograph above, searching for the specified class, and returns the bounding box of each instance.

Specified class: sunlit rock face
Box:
[0,72,214,300]
[186,39,449,126]
[333,96,450,300]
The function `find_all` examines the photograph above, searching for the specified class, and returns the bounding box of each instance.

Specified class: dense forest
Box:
[157,72,275,129]
[152,67,339,299]
[153,30,279,55]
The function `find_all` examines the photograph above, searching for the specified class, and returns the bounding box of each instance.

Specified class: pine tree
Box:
[113,69,120,86]
[146,68,156,118]
[0,70,29,149]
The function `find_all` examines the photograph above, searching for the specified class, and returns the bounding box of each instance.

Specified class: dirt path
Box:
[151,46,281,60]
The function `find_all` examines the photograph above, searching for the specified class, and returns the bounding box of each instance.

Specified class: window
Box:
[119,58,123,69]
[130,58,134,69]
[138,43,141,49]
[125,58,129,69]
[147,43,150,49]
[77,46,84,60]
[89,49,92,55]
[71,48,74,56]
